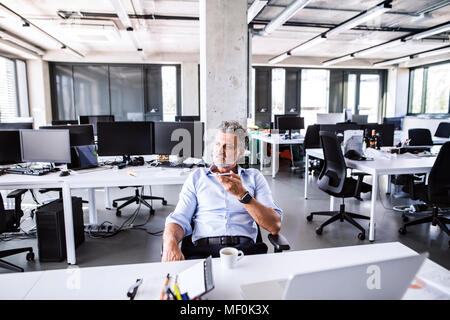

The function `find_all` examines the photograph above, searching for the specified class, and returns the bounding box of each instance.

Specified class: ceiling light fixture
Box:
[290,35,327,55]
[248,0,268,24]
[268,52,291,64]
[373,56,410,67]
[406,22,450,40]
[322,54,354,66]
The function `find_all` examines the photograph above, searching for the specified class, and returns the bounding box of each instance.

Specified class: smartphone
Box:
[215,172,232,176]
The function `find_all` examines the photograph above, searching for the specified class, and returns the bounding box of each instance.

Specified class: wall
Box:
[181,62,199,116]
[403,116,449,135]
[26,59,52,127]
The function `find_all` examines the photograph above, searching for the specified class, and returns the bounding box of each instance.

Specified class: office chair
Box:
[306,131,371,240]
[112,186,167,217]
[303,124,323,176]
[408,128,433,146]
[399,142,450,246]
[434,122,450,138]
[0,192,35,272]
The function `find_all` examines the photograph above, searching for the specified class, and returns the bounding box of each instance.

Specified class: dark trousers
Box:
[181,237,268,260]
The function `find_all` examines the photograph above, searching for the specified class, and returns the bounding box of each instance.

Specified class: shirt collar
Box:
[207,164,245,176]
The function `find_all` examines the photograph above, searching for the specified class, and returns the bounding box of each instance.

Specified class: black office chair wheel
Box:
[358,232,365,240]
[162,200,168,206]
[26,252,35,261]
[150,208,155,216]
[315,227,323,235]
[306,215,313,222]
[402,215,409,222]
[116,210,122,217]
[399,227,407,235]
[112,202,118,208]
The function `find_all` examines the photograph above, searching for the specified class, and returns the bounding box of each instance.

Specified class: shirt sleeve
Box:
[165,171,198,236]
[253,170,283,219]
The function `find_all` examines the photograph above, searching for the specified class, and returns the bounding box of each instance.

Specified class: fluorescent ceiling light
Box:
[248,0,268,24]
[322,54,354,66]
[61,45,84,59]
[259,0,311,36]
[268,52,291,64]
[407,22,450,40]
[0,30,45,55]
[290,35,326,55]
[110,0,132,29]
[326,1,392,38]
[353,39,404,57]
[414,46,450,59]
[373,56,410,67]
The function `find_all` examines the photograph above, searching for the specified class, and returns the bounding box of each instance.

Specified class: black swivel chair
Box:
[434,122,450,138]
[408,128,433,146]
[303,124,323,176]
[399,142,450,246]
[112,186,167,216]
[0,192,35,272]
[306,131,371,240]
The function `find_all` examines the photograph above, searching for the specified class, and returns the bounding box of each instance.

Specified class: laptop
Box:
[240,253,427,300]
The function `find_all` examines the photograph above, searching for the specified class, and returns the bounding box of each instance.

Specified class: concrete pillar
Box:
[181,62,199,116]
[26,59,52,127]
[199,0,248,162]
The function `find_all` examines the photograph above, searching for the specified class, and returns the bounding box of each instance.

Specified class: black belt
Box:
[194,236,254,246]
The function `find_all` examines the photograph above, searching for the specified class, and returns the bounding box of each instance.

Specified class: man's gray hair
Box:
[217,120,249,152]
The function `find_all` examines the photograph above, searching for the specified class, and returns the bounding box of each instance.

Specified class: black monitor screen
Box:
[0,122,33,129]
[154,121,204,158]
[97,121,153,156]
[52,120,79,125]
[274,114,298,129]
[0,130,22,165]
[383,117,403,131]
[361,123,395,147]
[277,116,304,131]
[79,115,114,135]
[40,125,95,147]
[175,116,200,122]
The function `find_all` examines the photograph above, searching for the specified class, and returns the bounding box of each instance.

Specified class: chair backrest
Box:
[303,124,321,149]
[0,193,6,233]
[434,122,450,138]
[408,128,433,146]
[318,131,346,195]
[428,142,450,204]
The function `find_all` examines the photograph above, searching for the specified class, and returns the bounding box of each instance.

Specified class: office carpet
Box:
[1,163,449,274]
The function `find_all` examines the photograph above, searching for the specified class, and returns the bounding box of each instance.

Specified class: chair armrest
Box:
[7,189,28,199]
[267,233,290,253]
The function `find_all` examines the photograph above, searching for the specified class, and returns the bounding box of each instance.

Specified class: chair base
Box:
[399,207,450,246]
[307,203,369,240]
[0,247,34,272]
[112,188,167,217]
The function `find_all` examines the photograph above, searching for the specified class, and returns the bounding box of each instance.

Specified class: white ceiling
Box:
[0,0,448,67]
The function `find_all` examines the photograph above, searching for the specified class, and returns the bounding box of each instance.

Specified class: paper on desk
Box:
[403,261,450,300]
[177,260,206,299]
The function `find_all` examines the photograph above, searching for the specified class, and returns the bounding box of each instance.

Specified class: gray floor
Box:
[1,162,449,274]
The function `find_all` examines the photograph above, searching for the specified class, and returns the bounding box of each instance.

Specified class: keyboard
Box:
[5,167,51,176]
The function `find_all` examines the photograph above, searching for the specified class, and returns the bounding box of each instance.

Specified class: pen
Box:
[127,278,143,300]
[159,273,170,300]
[127,170,136,177]
[173,276,182,300]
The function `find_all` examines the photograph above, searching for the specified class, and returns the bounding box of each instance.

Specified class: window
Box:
[162,66,177,121]
[358,74,380,123]
[271,68,285,122]
[301,69,329,128]
[409,62,450,114]
[0,56,29,121]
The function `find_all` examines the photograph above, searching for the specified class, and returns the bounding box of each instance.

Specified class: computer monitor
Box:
[0,122,33,129]
[383,117,403,131]
[316,113,345,125]
[97,121,153,158]
[175,115,200,122]
[79,115,115,135]
[52,120,79,125]
[360,123,395,147]
[277,116,304,139]
[0,130,22,165]
[351,114,368,125]
[154,121,204,158]
[20,129,71,164]
[40,125,95,147]
[273,114,298,129]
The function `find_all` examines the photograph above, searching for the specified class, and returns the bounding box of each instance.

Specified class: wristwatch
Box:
[239,191,252,204]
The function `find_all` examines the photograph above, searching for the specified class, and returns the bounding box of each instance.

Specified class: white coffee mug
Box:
[220,247,244,269]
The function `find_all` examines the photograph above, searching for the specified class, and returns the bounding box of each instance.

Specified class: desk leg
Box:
[386,175,391,195]
[272,142,279,178]
[304,154,309,199]
[259,139,264,172]
[250,136,257,165]
[104,187,111,210]
[369,175,378,242]
[88,188,97,225]
[330,196,335,211]
[62,182,76,265]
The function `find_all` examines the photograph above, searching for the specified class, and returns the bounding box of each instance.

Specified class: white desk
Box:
[250,132,304,178]
[0,166,191,265]
[304,148,437,242]
[1,242,448,300]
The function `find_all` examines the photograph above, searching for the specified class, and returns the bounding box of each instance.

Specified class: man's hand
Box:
[215,172,247,199]
[162,239,185,262]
